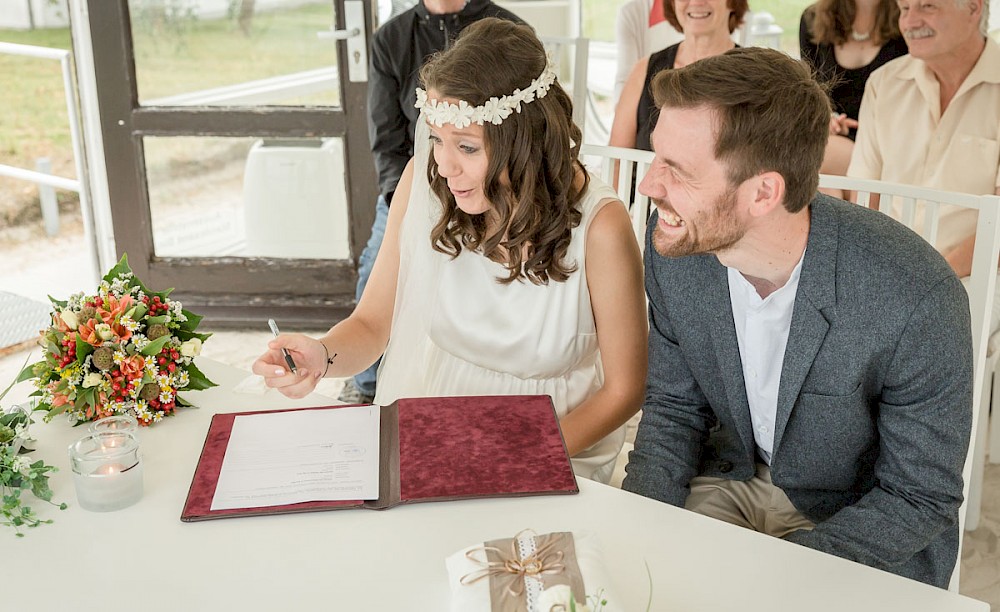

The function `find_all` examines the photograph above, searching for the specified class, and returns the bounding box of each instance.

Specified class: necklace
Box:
[851,28,871,42]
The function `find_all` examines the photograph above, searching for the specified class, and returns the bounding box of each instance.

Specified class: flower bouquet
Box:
[18,254,216,426]
[1,374,65,536]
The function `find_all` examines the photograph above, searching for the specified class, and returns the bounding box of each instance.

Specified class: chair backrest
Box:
[818,174,1000,591]
[579,144,655,250]
[540,35,589,138]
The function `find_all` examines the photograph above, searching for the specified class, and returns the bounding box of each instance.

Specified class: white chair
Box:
[578,144,655,250]
[818,174,1000,591]
[540,35,590,139]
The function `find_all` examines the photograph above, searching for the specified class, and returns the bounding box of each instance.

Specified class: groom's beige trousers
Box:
[684,463,816,538]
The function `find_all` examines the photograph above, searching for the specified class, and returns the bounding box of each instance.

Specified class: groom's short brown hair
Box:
[652,47,831,213]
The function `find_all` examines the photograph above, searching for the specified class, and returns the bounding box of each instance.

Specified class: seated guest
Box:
[623,47,972,588]
[614,0,684,103]
[848,0,1000,329]
[799,0,907,179]
[610,0,748,152]
[253,19,647,485]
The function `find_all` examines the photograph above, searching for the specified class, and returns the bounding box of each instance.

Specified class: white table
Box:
[7,359,989,611]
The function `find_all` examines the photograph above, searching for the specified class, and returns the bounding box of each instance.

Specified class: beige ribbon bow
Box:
[460,530,586,612]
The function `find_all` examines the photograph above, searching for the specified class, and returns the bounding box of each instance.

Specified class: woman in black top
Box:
[799,0,906,180]
[611,0,749,152]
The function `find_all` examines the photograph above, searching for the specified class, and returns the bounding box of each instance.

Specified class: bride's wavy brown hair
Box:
[418,18,588,285]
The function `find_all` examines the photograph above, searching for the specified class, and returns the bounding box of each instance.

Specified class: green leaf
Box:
[140,335,171,356]
[43,402,67,421]
[47,295,67,309]
[183,361,217,391]
[129,302,148,320]
[145,315,170,325]
[16,361,41,384]
[1,353,32,401]
[102,253,132,284]
[75,335,94,362]
[179,309,204,329]
[173,329,211,343]
[72,390,89,411]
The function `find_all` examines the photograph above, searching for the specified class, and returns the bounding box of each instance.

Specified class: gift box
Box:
[446,530,621,612]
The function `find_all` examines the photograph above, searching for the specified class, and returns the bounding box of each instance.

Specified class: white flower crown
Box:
[415,60,558,129]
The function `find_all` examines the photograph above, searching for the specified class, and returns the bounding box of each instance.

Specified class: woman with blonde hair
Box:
[254,18,647,484]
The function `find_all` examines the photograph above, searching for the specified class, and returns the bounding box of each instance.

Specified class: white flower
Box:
[60,309,79,329]
[95,323,114,341]
[12,456,32,476]
[180,338,202,357]
[452,100,474,129]
[67,292,86,310]
[537,585,590,612]
[82,372,104,388]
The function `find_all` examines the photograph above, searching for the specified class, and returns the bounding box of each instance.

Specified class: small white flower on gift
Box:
[180,338,202,357]
[537,585,590,612]
[82,372,104,388]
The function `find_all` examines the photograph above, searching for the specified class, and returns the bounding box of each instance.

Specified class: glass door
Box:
[87,0,377,326]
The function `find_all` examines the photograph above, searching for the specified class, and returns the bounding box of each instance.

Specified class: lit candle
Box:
[94,462,126,476]
[69,432,143,512]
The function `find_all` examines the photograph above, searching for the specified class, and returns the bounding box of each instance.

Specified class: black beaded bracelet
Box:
[321,342,338,378]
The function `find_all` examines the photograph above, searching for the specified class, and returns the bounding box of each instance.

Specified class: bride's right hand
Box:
[251,334,327,399]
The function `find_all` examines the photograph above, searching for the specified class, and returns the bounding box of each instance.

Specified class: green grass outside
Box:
[131,2,335,102]
[0,27,73,166]
[0,0,812,191]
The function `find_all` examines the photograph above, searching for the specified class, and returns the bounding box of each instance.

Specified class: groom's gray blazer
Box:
[623,194,973,588]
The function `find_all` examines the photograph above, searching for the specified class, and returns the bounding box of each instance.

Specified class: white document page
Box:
[211,406,380,511]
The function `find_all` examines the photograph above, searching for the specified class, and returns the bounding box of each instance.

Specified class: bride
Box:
[253,18,647,484]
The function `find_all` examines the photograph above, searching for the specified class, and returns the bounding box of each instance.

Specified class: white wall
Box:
[0,0,70,30]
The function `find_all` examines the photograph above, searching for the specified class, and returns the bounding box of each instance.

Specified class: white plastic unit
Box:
[243,138,351,259]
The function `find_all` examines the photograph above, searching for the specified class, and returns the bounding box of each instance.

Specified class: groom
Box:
[622,47,973,588]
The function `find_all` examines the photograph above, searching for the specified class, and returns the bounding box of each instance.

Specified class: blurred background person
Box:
[614,0,685,103]
[610,0,748,152]
[799,0,906,181]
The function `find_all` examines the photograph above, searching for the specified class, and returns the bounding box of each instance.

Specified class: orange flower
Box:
[78,320,105,347]
[120,355,146,379]
[97,295,133,325]
[77,296,135,347]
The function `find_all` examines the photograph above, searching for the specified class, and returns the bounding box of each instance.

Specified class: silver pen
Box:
[267,318,298,374]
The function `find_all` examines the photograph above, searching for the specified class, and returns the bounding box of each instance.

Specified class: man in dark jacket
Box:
[340,0,524,403]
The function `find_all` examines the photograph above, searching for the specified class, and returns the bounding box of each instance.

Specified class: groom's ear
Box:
[745,171,786,218]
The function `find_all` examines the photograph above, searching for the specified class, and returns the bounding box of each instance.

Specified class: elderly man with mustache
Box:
[848,0,1000,328]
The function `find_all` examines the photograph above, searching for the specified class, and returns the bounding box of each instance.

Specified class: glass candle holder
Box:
[88,414,139,436]
[68,431,143,512]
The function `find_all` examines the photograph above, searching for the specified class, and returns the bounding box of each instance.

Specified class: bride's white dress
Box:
[375,127,625,484]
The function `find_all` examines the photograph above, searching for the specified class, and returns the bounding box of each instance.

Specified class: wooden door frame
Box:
[86,0,377,328]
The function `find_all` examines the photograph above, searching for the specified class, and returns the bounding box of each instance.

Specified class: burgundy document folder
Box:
[181,395,579,521]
